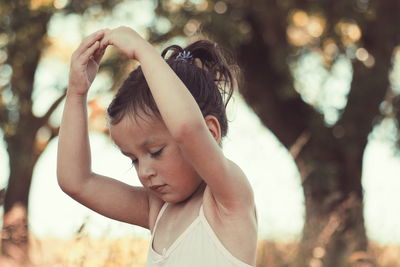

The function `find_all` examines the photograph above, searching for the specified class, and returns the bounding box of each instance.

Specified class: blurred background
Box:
[0,0,400,266]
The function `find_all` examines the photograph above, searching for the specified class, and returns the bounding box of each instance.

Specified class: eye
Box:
[131,158,138,165]
[150,147,164,158]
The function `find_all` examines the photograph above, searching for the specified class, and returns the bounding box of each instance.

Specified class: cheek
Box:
[138,176,145,185]
[170,149,192,171]
[161,148,193,175]
[164,146,181,163]
[136,173,146,186]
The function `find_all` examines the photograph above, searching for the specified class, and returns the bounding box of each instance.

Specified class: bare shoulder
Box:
[219,159,255,212]
[202,159,256,221]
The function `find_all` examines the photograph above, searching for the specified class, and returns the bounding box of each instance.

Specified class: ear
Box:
[204,115,222,145]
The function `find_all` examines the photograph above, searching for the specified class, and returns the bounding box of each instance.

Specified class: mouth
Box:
[149,184,167,193]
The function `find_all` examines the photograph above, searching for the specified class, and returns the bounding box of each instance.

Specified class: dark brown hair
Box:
[107,39,237,138]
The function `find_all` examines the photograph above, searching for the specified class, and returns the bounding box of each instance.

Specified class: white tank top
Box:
[147,202,254,267]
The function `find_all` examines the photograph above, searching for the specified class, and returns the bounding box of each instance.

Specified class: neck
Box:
[175,181,206,207]
[192,181,207,199]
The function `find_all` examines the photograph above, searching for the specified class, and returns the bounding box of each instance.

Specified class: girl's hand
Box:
[100,26,152,60]
[68,30,106,96]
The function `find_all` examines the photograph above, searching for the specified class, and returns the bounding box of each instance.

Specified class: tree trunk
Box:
[229,1,395,264]
[224,4,369,264]
[294,130,368,266]
[1,113,41,264]
[0,3,51,263]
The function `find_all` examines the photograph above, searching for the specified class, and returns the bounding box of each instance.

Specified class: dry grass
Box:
[368,244,400,267]
[256,241,400,267]
[1,236,400,267]
[29,235,149,267]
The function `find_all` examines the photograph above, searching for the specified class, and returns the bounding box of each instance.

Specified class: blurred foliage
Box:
[0,0,136,263]
[0,0,192,263]
[5,235,399,267]
[1,0,400,266]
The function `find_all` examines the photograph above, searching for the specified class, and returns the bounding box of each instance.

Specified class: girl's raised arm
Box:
[101,27,255,213]
[57,30,155,229]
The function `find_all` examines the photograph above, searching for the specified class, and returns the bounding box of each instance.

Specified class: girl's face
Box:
[109,113,204,203]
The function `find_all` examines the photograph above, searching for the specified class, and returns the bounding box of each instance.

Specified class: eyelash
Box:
[130,147,164,165]
[151,147,164,158]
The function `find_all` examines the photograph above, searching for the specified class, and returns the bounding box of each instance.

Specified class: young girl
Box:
[57,26,257,266]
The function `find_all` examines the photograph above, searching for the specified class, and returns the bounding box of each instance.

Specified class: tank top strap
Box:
[152,202,168,235]
[198,203,204,217]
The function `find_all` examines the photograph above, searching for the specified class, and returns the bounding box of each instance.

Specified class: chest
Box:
[152,204,200,253]
[149,202,257,267]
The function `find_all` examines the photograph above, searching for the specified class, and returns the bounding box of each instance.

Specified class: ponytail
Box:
[109,39,238,138]
[160,40,238,137]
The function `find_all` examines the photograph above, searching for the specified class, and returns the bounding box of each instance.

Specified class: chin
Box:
[162,193,192,204]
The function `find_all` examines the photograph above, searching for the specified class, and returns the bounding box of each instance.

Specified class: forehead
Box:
[109,114,169,149]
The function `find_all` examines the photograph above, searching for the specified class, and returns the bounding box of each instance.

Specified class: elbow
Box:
[56,169,88,197]
[57,174,78,196]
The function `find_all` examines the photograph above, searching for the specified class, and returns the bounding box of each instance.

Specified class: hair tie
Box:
[175,50,193,61]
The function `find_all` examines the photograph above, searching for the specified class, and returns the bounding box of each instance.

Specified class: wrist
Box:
[135,42,158,62]
[66,88,88,99]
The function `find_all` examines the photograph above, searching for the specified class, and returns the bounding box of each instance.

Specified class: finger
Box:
[79,40,100,65]
[99,29,113,49]
[75,30,105,57]
[93,47,106,64]
[98,39,108,51]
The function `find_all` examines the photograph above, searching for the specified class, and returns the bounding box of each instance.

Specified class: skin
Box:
[57,26,258,265]
[109,113,205,204]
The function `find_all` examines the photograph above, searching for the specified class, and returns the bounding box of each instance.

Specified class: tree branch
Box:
[337,1,399,147]
[148,27,183,44]
[236,8,321,148]
[0,103,8,127]
[38,90,67,125]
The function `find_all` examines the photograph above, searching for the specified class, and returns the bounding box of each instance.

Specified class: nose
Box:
[137,160,156,181]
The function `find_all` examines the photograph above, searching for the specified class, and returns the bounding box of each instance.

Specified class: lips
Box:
[149,184,167,193]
